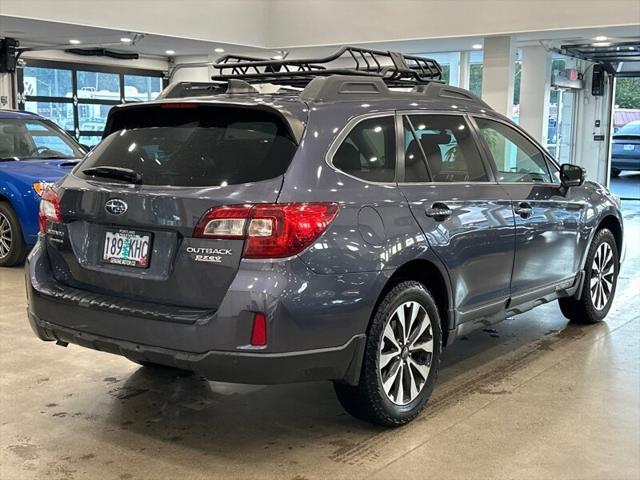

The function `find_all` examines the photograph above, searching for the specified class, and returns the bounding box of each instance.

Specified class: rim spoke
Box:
[409,357,431,381]
[408,311,430,347]
[407,364,418,401]
[380,350,397,369]
[383,323,401,351]
[382,359,401,396]
[395,365,404,404]
[411,337,434,354]
[395,306,407,343]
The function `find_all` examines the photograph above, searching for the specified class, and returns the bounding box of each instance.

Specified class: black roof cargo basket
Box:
[211,46,443,87]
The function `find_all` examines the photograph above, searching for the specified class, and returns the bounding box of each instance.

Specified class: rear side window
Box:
[408,115,488,182]
[77,105,297,187]
[332,116,396,182]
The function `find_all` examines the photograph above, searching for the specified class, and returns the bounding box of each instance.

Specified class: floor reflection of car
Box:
[611,120,640,177]
[0,110,86,266]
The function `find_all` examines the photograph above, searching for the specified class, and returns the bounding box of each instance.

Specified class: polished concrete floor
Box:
[610,172,640,200]
[1,202,639,480]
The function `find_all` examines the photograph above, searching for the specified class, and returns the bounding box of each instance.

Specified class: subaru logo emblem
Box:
[105,199,128,215]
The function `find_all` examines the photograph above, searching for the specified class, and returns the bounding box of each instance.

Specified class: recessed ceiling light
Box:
[214,47,225,53]
[592,42,611,47]
[165,49,175,55]
[594,35,608,42]
[120,37,132,43]
[472,44,483,50]
[272,54,283,60]
[69,39,81,45]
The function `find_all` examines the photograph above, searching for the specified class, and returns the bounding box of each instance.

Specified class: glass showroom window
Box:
[416,52,461,86]
[18,61,165,147]
[468,51,483,97]
[20,66,74,134]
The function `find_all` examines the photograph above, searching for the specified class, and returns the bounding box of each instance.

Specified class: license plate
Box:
[102,229,152,268]
[623,144,635,151]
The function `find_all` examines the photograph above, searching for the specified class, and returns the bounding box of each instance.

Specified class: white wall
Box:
[2,0,638,49]
[0,0,269,47]
[267,0,639,47]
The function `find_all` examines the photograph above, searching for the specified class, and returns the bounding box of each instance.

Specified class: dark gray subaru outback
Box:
[27,47,624,426]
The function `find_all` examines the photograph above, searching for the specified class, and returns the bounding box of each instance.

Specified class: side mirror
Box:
[560,163,585,188]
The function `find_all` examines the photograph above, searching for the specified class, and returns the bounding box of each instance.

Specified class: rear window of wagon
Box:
[77,105,298,187]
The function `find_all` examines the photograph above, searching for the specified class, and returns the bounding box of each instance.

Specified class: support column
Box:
[459,51,470,90]
[481,36,516,117]
[519,45,551,144]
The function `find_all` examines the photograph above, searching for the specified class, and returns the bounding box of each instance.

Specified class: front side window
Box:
[333,116,396,182]
[408,115,488,182]
[475,118,552,183]
[0,118,84,160]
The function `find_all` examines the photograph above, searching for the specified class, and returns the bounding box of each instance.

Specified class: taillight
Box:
[193,202,339,259]
[39,188,62,232]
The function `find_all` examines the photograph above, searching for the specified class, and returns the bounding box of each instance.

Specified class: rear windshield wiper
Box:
[82,166,143,184]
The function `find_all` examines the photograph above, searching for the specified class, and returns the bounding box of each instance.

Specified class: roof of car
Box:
[0,109,44,120]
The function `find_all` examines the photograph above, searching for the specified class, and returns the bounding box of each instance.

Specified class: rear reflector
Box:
[39,188,62,232]
[193,202,339,259]
[250,312,267,346]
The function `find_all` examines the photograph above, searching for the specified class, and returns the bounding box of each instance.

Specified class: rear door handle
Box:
[514,202,533,219]
[425,202,452,221]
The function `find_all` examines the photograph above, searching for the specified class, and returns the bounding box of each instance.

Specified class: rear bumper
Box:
[26,237,379,385]
[28,311,365,385]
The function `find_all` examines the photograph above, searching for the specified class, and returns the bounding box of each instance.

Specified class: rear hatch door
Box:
[45,102,302,310]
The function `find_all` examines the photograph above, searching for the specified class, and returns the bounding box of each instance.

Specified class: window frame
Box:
[396,110,497,184]
[17,59,167,143]
[326,112,399,185]
[468,114,561,186]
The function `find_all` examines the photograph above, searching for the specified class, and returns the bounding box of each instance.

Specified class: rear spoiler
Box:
[102,100,306,145]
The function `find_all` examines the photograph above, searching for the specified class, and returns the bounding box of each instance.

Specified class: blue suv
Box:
[0,110,85,266]
[26,48,624,426]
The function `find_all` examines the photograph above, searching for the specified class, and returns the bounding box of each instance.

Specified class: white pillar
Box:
[519,46,551,144]
[481,36,516,117]
[458,51,470,90]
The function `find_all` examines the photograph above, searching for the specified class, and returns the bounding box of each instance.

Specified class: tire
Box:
[334,281,442,427]
[0,202,28,268]
[611,168,621,178]
[559,228,619,324]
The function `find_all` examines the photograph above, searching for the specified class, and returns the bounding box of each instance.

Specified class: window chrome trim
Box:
[324,111,398,186]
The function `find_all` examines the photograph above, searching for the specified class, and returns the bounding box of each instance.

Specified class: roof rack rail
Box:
[211,46,443,87]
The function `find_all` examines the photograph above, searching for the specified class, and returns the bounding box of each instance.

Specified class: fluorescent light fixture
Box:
[69,39,81,45]
[165,49,175,55]
[472,44,483,50]
[120,37,132,43]
[594,35,608,42]
[272,54,283,60]
[214,47,225,53]
[592,42,611,47]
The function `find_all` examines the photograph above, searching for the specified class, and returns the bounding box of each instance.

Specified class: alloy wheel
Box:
[379,301,434,406]
[0,213,12,259]
[590,242,615,311]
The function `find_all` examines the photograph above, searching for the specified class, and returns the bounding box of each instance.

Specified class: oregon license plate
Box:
[102,229,152,268]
